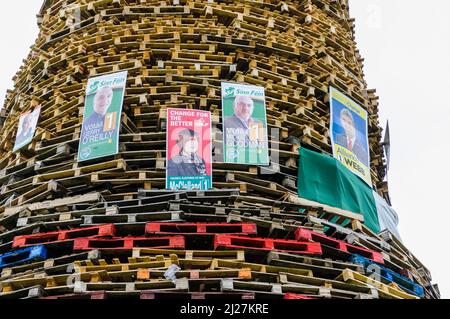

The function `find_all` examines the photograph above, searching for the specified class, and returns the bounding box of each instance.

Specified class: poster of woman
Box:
[166,108,212,191]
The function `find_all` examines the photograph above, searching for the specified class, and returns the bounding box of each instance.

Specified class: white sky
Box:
[0,0,448,298]
[349,0,450,298]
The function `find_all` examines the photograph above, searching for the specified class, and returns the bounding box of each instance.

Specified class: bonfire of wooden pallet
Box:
[0,0,439,299]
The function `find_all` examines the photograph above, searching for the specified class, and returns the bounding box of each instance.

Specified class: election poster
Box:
[166,108,213,191]
[13,105,41,152]
[77,71,127,162]
[221,82,269,165]
[330,86,372,186]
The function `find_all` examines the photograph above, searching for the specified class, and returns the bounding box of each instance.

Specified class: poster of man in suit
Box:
[13,105,41,152]
[221,82,269,165]
[330,86,372,186]
[166,108,212,191]
[77,71,127,162]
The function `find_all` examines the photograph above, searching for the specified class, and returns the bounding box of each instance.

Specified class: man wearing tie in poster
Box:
[80,86,117,144]
[335,108,369,164]
[167,129,208,177]
[15,113,34,146]
[223,95,265,149]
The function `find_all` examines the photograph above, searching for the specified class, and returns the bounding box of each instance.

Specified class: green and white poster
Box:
[221,82,269,165]
[13,105,41,152]
[77,71,127,162]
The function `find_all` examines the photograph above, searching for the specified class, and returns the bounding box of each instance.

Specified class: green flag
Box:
[298,147,400,235]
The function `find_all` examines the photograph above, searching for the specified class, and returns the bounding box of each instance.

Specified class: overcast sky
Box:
[0,0,448,298]
[349,0,450,298]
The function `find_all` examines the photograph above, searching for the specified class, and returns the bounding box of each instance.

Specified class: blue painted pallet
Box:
[350,254,424,298]
[0,245,47,269]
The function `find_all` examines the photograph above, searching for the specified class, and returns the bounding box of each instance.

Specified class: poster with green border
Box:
[221,82,269,165]
[77,71,127,162]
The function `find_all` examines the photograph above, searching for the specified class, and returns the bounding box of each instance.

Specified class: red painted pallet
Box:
[12,224,116,248]
[283,293,314,300]
[73,236,185,250]
[145,222,257,236]
[294,227,384,264]
[400,269,415,281]
[214,235,322,255]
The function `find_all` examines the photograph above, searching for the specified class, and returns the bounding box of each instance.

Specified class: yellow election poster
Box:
[329,87,372,186]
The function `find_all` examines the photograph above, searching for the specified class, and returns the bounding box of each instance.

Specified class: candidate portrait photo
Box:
[331,100,370,166]
[13,106,41,152]
[167,128,209,178]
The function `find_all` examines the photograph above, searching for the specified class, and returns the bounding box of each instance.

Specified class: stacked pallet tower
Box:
[0,0,439,300]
